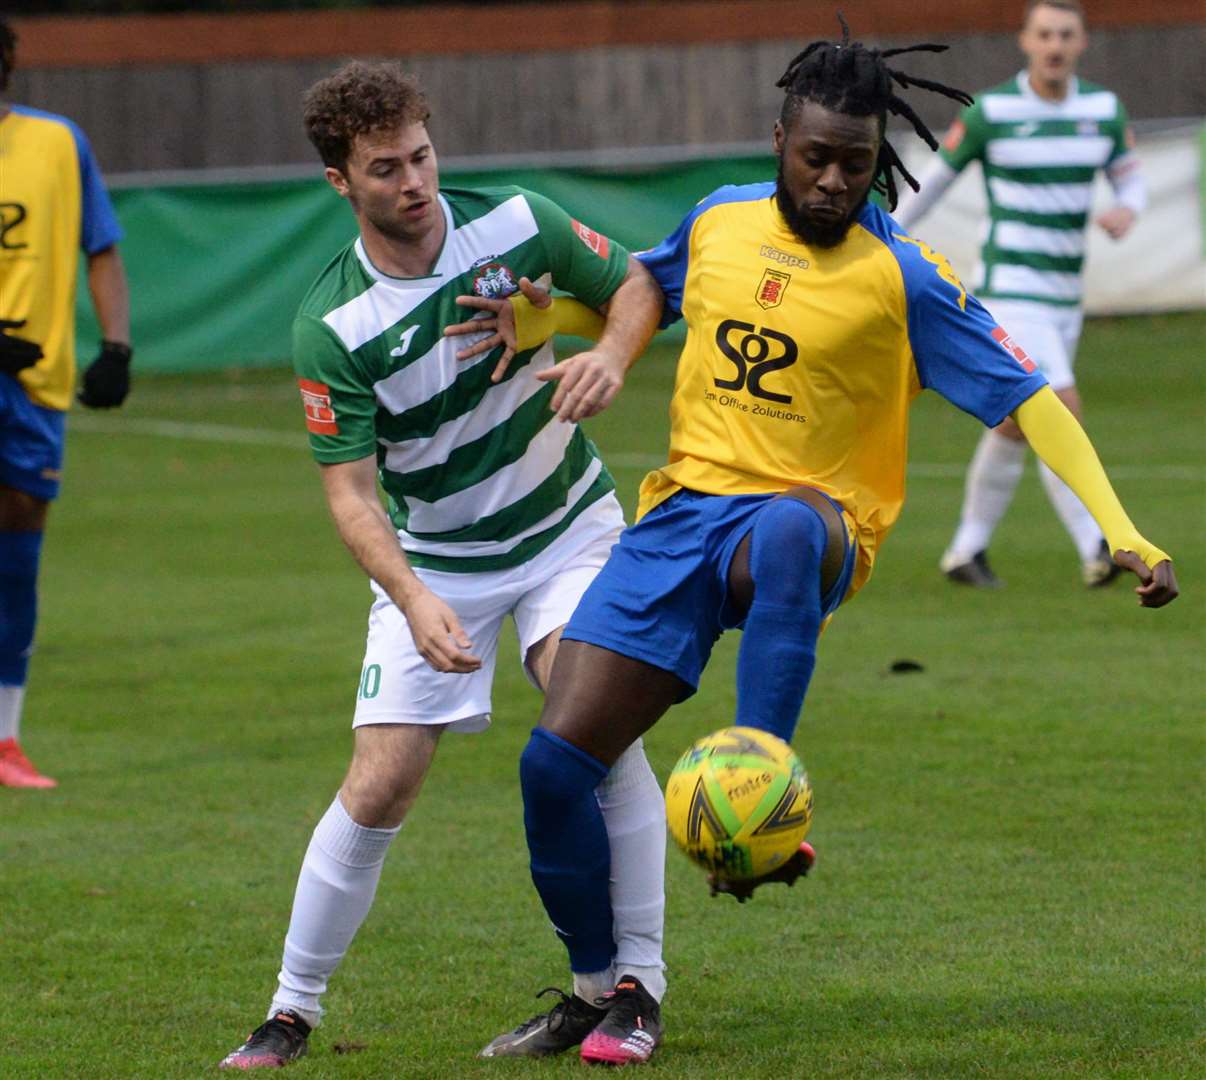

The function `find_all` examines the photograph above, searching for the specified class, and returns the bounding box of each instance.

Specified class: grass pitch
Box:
[1,312,1202,1079]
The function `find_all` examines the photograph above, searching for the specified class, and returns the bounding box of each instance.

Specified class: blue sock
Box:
[734,499,828,743]
[519,728,615,974]
[0,531,42,686]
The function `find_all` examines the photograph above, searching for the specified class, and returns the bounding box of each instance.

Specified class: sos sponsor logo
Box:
[571,219,610,259]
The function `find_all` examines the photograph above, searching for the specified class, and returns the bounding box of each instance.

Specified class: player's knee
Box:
[749,496,829,605]
[520,728,608,815]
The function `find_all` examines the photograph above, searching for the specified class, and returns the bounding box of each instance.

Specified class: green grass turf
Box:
[1,312,1202,1079]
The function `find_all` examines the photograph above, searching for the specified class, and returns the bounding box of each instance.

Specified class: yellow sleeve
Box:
[509,295,605,353]
[1014,386,1171,569]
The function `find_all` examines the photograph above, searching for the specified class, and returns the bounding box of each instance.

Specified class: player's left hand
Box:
[1112,551,1179,608]
[1095,206,1136,240]
[535,348,626,423]
[78,340,132,408]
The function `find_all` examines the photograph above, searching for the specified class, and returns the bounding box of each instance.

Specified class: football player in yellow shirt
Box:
[455,18,1177,1065]
[0,18,132,788]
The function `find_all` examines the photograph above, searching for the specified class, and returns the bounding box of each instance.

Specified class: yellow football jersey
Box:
[637,183,1047,597]
[0,106,122,410]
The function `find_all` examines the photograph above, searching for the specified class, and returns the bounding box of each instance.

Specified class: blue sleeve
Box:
[638,182,775,329]
[893,232,1048,426]
[66,119,122,255]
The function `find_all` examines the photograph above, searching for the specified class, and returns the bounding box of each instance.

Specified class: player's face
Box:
[773,102,880,249]
[329,122,441,245]
[1020,4,1087,90]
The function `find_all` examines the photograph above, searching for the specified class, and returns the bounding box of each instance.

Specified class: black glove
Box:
[0,319,44,376]
[78,340,133,409]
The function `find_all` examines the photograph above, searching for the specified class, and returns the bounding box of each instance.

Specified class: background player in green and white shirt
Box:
[894,0,1146,589]
[220,62,666,1070]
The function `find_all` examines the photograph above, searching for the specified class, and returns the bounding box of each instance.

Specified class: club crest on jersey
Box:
[571,219,610,259]
[471,259,518,300]
[991,326,1037,373]
[755,268,791,310]
[297,377,339,435]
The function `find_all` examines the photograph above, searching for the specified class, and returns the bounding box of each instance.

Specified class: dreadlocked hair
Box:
[776,12,973,208]
[0,19,16,93]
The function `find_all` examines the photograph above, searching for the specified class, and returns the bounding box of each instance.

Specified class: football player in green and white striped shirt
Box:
[219,62,667,1070]
[894,0,1146,590]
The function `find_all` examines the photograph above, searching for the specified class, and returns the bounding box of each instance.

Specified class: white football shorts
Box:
[351,493,624,732]
[984,298,1084,392]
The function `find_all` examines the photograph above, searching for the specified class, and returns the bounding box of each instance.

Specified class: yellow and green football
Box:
[665,726,813,881]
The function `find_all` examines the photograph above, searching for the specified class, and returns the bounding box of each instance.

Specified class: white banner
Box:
[898,125,1205,315]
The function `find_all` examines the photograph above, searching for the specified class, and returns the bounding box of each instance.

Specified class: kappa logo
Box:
[759,244,810,269]
[991,326,1037,373]
[297,377,339,435]
[571,219,610,259]
[756,267,791,310]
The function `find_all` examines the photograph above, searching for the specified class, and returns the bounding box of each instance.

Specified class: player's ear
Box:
[772,119,785,156]
[325,166,351,198]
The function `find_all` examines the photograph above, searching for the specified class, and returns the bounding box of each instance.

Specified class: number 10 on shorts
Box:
[358,663,382,700]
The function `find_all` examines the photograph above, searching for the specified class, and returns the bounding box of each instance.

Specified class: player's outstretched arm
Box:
[536,256,662,422]
[319,456,482,673]
[1013,387,1178,607]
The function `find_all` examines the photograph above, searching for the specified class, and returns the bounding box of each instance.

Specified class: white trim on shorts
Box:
[983,298,1084,391]
[350,493,624,733]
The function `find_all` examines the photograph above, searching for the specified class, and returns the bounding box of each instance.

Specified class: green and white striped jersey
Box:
[293,185,629,573]
[941,73,1136,307]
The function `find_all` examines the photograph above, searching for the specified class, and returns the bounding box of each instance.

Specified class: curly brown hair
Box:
[303,61,431,172]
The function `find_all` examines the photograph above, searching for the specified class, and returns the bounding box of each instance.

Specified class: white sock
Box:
[596,739,667,1002]
[270,796,400,1027]
[573,969,616,1003]
[0,685,24,742]
[946,430,1027,563]
[1039,462,1104,562]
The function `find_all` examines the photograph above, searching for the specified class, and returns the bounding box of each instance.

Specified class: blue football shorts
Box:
[562,487,857,696]
[0,373,67,501]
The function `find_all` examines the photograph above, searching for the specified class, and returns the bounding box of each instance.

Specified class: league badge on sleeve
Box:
[991,326,1037,373]
[571,219,611,260]
[298,377,339,435]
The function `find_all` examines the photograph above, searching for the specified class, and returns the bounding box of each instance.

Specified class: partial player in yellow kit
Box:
[0,18,132,788]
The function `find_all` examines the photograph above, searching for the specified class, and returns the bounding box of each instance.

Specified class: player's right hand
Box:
[1112,551,1179,608]
[0,319,44,376]
[400,585,482,673]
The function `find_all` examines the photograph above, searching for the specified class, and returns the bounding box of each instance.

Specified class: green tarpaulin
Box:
[77,156,778,371]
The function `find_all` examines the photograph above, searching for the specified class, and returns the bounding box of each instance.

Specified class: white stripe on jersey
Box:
[993,221,1086,258]
[989,264,1082,301]
[401,415,576,533]
[323,194,539,351]
[981,91,1119,124]
[397,456,606,558]
[380,343,556,473]
[988,177,1094,215]
[986,135,1115,169]
[373,335,489,417]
